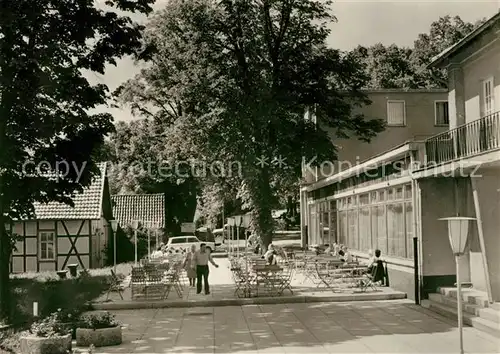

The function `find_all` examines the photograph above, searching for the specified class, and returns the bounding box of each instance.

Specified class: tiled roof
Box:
[111,194,165,228]
[32,163,107,220]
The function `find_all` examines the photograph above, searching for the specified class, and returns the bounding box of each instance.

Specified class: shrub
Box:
[28,310,70,338]
[79,312,119,330]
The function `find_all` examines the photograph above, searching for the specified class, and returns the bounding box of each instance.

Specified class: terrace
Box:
[423,111,500,167]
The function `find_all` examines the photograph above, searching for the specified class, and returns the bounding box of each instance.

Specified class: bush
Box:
[79,312,118,330]
[8,274,109,328]
[28,310,70,338]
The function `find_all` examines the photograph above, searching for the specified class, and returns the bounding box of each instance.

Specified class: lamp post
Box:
[109,219,118,272]
[439,216,475,354]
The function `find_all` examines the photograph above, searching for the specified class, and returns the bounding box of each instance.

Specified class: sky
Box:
[91,0,499,122]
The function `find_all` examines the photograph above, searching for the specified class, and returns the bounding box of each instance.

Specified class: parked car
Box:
[166,235,216,253]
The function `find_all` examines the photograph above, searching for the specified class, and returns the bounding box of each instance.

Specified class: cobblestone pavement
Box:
[86,300,499,354]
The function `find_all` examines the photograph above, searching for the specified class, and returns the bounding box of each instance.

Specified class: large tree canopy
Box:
[0,0,154,320]
[351,15,486,89]
[116,0,384,247]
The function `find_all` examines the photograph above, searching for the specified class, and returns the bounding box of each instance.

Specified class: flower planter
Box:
[19,334,71,354]
[76,326,122,347]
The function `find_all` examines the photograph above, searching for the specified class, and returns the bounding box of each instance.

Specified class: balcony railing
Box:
[424,111,500,166]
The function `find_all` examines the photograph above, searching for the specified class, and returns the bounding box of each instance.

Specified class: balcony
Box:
[424,111,500,166]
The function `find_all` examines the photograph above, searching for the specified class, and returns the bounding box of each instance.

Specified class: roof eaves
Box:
[428,12,500,69]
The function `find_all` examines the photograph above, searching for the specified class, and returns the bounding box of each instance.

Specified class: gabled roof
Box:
[32,162,108,220]
[111,193,165,228]
[428,12,500,68]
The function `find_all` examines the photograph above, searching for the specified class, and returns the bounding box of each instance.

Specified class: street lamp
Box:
[109,219,118,272]
[439,216,475,354]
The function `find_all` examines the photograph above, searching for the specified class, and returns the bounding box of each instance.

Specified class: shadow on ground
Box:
[88,300,499,354]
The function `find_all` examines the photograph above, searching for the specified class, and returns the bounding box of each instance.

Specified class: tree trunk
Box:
[0,196,11,321]
[248,167,274,252]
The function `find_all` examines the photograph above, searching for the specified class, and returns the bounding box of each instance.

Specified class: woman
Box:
[183,244,197,287]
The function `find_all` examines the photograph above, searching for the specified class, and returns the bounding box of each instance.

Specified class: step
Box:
[490,302,500,311]
[428,293,479,316]
[438,287,489,308]
[425,298,500,338]
[477,307,500,324]
[470,317,500,338]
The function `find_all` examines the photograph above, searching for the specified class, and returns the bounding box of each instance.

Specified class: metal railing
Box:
[424,111,500,165]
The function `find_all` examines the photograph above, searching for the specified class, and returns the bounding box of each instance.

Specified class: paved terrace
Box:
[94,258,405,310]
[81,300,500,353]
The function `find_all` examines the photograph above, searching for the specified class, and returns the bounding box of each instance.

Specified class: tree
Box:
[106,119,200,234]
[116,0,384,249]
[410,15,485,88]
[351,15,486,89]
[0,0,154,320]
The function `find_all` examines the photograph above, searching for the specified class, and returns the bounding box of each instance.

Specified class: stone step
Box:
[423,298,500,338]
[428,293,479,316]
[430,293,500,324]
[477,307,500,324]
[489,302,500,311]
[438,287,489,308]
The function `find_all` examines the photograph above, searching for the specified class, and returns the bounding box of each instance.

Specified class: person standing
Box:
[183,244,197,287]
[192,243,219,295]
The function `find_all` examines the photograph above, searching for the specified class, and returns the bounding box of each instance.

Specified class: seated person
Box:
[363,249,374,266]
[343,246,353,263]
[367,249,382,273]
[264,244,277,265]
[338,249,345,262]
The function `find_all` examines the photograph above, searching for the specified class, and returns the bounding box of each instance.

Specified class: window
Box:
[435,101,449,126]
[387,101,406,126]
[482,78,494,116]
[170,237,186,244]
[187,237,199,243]
[39,231,55,260]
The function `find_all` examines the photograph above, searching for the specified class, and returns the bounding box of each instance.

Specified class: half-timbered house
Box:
[8,162,114,273]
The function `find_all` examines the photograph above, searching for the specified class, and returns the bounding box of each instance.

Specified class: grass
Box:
[0,263,132,353]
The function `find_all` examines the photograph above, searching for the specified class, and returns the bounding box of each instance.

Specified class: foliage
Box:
[106,120,199,233]
[28,310,70,338]
[351,15,487,89]
[79,311,119,330]
[0,0,155,320]
[104,225,150,265]
[8,275,109,328]
[115,0,384,249]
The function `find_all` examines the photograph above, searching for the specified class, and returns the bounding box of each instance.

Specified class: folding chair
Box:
[131,267,147,301]
[106,269,125,300]
[360,261,384,292]
[278,261,295,295]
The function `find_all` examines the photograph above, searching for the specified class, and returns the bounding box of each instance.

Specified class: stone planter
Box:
[76,326,122,347]
[19,334,71,354]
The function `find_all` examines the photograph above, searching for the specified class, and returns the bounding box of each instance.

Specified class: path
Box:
[86,300,500,353]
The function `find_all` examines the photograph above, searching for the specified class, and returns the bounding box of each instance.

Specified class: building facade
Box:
[300,13,500,303]
[304,89,449,184]
[8,163,114,273]
[417,12,500,303]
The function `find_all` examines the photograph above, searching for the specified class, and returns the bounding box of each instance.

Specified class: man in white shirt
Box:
[192,243,219,295]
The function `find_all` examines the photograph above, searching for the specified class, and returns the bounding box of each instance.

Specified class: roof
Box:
[32,163,108,220]
[111,193,165,228]
[428,12,500,68]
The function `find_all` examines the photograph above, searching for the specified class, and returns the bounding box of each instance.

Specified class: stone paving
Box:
[83,300,500,354]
